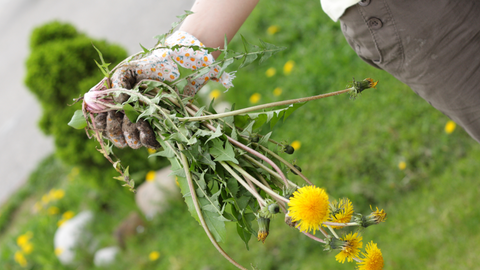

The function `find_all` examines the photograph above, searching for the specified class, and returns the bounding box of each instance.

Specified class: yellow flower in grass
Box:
[398,161,406,170]
[335,232,363,263]
[51,189,65,200]
[147,148,156,155]
[47,206,60,215]
[283,60,295,75]
[328,198,354,229]
[291,140,301,151]
[267,25,280,35]
[62,211,75,220]
[14,251,27,267]
[146,171,156,182]
[249,93,261,104]
[265,67,276,77]
[21,242,33,255]
[41,194,50,204]
[356,241,384,270]
[288,185,330,234]
[273,87,282,96]
[445,120,456,134]
[149,251,160,261]
[16,232,33,247]
[209,89,221,100]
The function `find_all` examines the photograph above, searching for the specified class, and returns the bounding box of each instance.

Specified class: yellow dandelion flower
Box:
[146,171,156,182]
[47,206,60,215]
[336,232,363,263]
[267,25,280,35]
[283,60,295,75]
[62,211,75,220]
[265,67,276,77]
[291,140,301,150]
[249,93,261,104]
[209,89,221,100]
[41,194,50,204]
[369,206,387,224]
[328,198,354,229]
[51,189,65,200]
[21,242,34,255]
[14,251,27,267]
[16,232,33,247]
[149,251,160,261]
[445,120,456,134]
[398,161,406,170]
[273,87,282,96]
[54,247,64,256]
[147,148,156,154]
[365,78,378,89]
[357,241,384,270]
[288,185,330,234]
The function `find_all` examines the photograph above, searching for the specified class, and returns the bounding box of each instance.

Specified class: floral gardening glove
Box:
[86,31,236,149]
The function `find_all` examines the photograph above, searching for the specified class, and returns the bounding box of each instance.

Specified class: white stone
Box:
[135,166,180,219]
[54,211,94,265]
[94,246,120,267]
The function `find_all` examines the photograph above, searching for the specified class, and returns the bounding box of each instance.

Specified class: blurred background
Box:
[1,0,480,269]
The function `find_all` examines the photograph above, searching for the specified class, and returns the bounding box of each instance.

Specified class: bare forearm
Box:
[180,0,259,57]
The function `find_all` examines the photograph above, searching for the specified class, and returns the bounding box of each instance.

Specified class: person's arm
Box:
[180,0,259,58]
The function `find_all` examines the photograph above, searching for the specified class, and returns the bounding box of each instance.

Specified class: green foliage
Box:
[24,21,166,180]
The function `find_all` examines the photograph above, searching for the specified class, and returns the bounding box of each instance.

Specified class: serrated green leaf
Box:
[239,121,255,137]
[209,139,239,164]
[149,140,175,158]
[202,210,226,242]
[258,131,272,148]
[68,110,87,129]
[205,124,223,144]
[236,223,251,250]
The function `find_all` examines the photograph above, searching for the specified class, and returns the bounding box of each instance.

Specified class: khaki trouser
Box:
[340,0,480,142]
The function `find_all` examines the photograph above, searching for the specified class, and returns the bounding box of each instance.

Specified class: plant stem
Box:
[255,144,313,185]
[322,222,359,227]
[326,225,340,239]
[227,162,289,204]
[203,123,290,187]
[243,155,299,189]
[218,162,266,205]
[178,88,352,122]
[178,144,247,270]
[302,232,326,244]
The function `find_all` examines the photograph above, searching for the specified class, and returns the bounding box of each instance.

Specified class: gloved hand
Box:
[86,31,236,149]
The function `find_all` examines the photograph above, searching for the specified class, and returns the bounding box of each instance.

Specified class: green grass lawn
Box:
[1,0,480,269]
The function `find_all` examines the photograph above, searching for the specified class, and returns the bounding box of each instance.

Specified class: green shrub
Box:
[24,21,166,181]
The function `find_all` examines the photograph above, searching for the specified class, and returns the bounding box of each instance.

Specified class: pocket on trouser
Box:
[339,0,404,71]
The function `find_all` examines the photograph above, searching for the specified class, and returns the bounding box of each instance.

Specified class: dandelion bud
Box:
[268,203,280,214]
[283,145,295,154]
[323,235,344,252]
[258,199,280,218]
[350,77,379,97]
[290,164,302,175]
[256,216,270,243]
[353,207,387,228]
